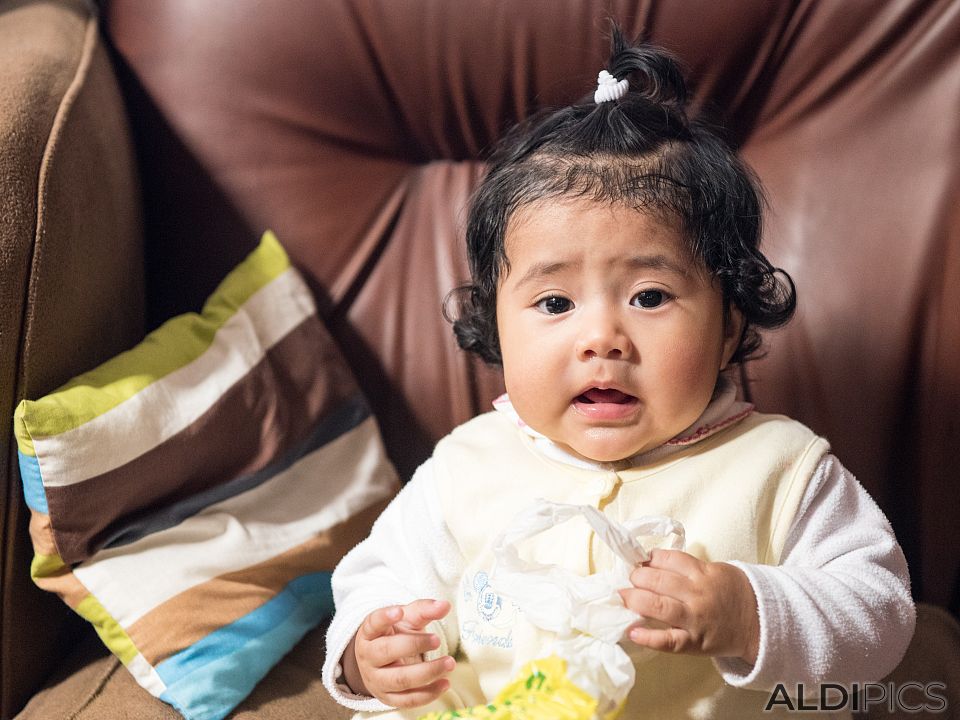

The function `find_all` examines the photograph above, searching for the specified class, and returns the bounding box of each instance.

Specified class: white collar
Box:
[491,372,754,471]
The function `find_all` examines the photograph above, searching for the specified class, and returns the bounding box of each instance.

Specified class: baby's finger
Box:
[399,598,451,630]
[374,655,456,695]
[359,605,403,640]
[627,625,693,654]
[378,677,452,710]
[361,630,441,668]
[619,587,687,628]
[628,564,690,600]
[644,548,702,577]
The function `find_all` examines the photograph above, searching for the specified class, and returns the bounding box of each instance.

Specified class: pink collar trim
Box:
[665,404,755,446]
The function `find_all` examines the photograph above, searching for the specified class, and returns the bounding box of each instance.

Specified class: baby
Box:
[322,26,915,720]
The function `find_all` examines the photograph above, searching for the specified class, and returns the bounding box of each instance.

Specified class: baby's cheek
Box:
[503,342,556,394]
[503,364,568,437]
[660,339,721,410]
[503,374,550,423]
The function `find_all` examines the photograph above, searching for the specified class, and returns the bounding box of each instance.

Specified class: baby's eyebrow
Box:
[625,253,690,276]
[514,260,578,288]
[512,253,689,289]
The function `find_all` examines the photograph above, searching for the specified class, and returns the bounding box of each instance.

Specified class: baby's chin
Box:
[561,429,657,464]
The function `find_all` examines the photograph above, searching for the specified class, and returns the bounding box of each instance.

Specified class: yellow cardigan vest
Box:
[432,409,832,719]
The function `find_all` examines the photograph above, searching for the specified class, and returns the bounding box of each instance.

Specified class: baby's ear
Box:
[720,304,745,370]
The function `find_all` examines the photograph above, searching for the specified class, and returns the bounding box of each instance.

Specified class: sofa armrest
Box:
[0,1,144,715]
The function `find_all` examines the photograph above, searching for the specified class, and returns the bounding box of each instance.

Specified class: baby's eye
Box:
[536,296,573,314]
[631,290,668,309]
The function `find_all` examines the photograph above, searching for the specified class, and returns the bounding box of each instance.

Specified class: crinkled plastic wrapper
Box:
[420,500,684,720]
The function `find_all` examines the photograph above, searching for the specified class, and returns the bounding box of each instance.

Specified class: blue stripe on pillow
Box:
[157,572,333,720]
[101,395,371,549]
[18,451,48,513]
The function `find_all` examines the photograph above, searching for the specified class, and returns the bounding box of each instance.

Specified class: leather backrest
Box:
[103,0,960,613]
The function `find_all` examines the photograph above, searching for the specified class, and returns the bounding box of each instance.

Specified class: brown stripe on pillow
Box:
[98,395,368,552]
[127,498,390,665]
[45,316,361,564]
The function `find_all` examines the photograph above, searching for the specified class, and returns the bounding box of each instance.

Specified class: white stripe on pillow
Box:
[73,417,394,627]
[127,652,169,696]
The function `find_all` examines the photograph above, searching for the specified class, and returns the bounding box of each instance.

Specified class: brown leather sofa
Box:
[2,1,959,718]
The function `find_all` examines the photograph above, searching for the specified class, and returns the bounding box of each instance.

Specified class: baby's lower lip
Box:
[572,390,639,420]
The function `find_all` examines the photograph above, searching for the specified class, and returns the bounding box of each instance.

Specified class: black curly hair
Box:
[448,24,796,367]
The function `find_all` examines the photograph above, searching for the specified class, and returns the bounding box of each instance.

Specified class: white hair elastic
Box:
[594,70,629,103]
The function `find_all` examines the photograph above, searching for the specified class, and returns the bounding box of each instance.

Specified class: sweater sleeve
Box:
[715,453,916,692]
[322,458,465,712]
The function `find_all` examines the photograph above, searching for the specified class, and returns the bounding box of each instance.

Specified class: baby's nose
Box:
[580,343,623,360]
[576,320,631,360]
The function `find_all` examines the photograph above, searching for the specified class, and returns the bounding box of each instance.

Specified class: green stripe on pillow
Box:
[30,552,66,578]
[77,593,141,666]
[14,231,288,455]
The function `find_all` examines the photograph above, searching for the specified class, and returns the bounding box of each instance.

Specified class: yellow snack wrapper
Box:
[418,655,620,720]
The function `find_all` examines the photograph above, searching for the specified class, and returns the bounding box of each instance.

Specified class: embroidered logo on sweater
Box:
[460,571,515,649]
[474,571,501,620]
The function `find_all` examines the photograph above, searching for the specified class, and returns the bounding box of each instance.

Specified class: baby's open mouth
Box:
[575,388,636,404]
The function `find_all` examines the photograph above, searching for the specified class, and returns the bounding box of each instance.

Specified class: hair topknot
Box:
[607,25,687,109]
[448,23,796,367]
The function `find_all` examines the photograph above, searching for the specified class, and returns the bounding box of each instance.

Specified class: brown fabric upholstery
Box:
[0,0,144,716]
[2,0,959,717]
[16,622,350,720]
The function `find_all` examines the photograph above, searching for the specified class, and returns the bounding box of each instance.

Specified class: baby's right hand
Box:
[345,599,456,709]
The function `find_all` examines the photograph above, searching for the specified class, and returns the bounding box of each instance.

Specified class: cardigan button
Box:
[593,472,619,498]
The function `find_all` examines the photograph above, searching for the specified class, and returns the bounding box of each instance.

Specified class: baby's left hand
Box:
[618,548,760,664]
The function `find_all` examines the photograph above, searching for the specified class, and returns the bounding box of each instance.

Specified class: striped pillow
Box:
[13,231,399,720]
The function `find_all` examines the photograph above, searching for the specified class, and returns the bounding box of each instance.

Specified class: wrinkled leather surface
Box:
[2,0,958,717]
[101,1,959,612]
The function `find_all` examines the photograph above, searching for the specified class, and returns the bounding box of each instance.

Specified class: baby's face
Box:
[495,198,741,462]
